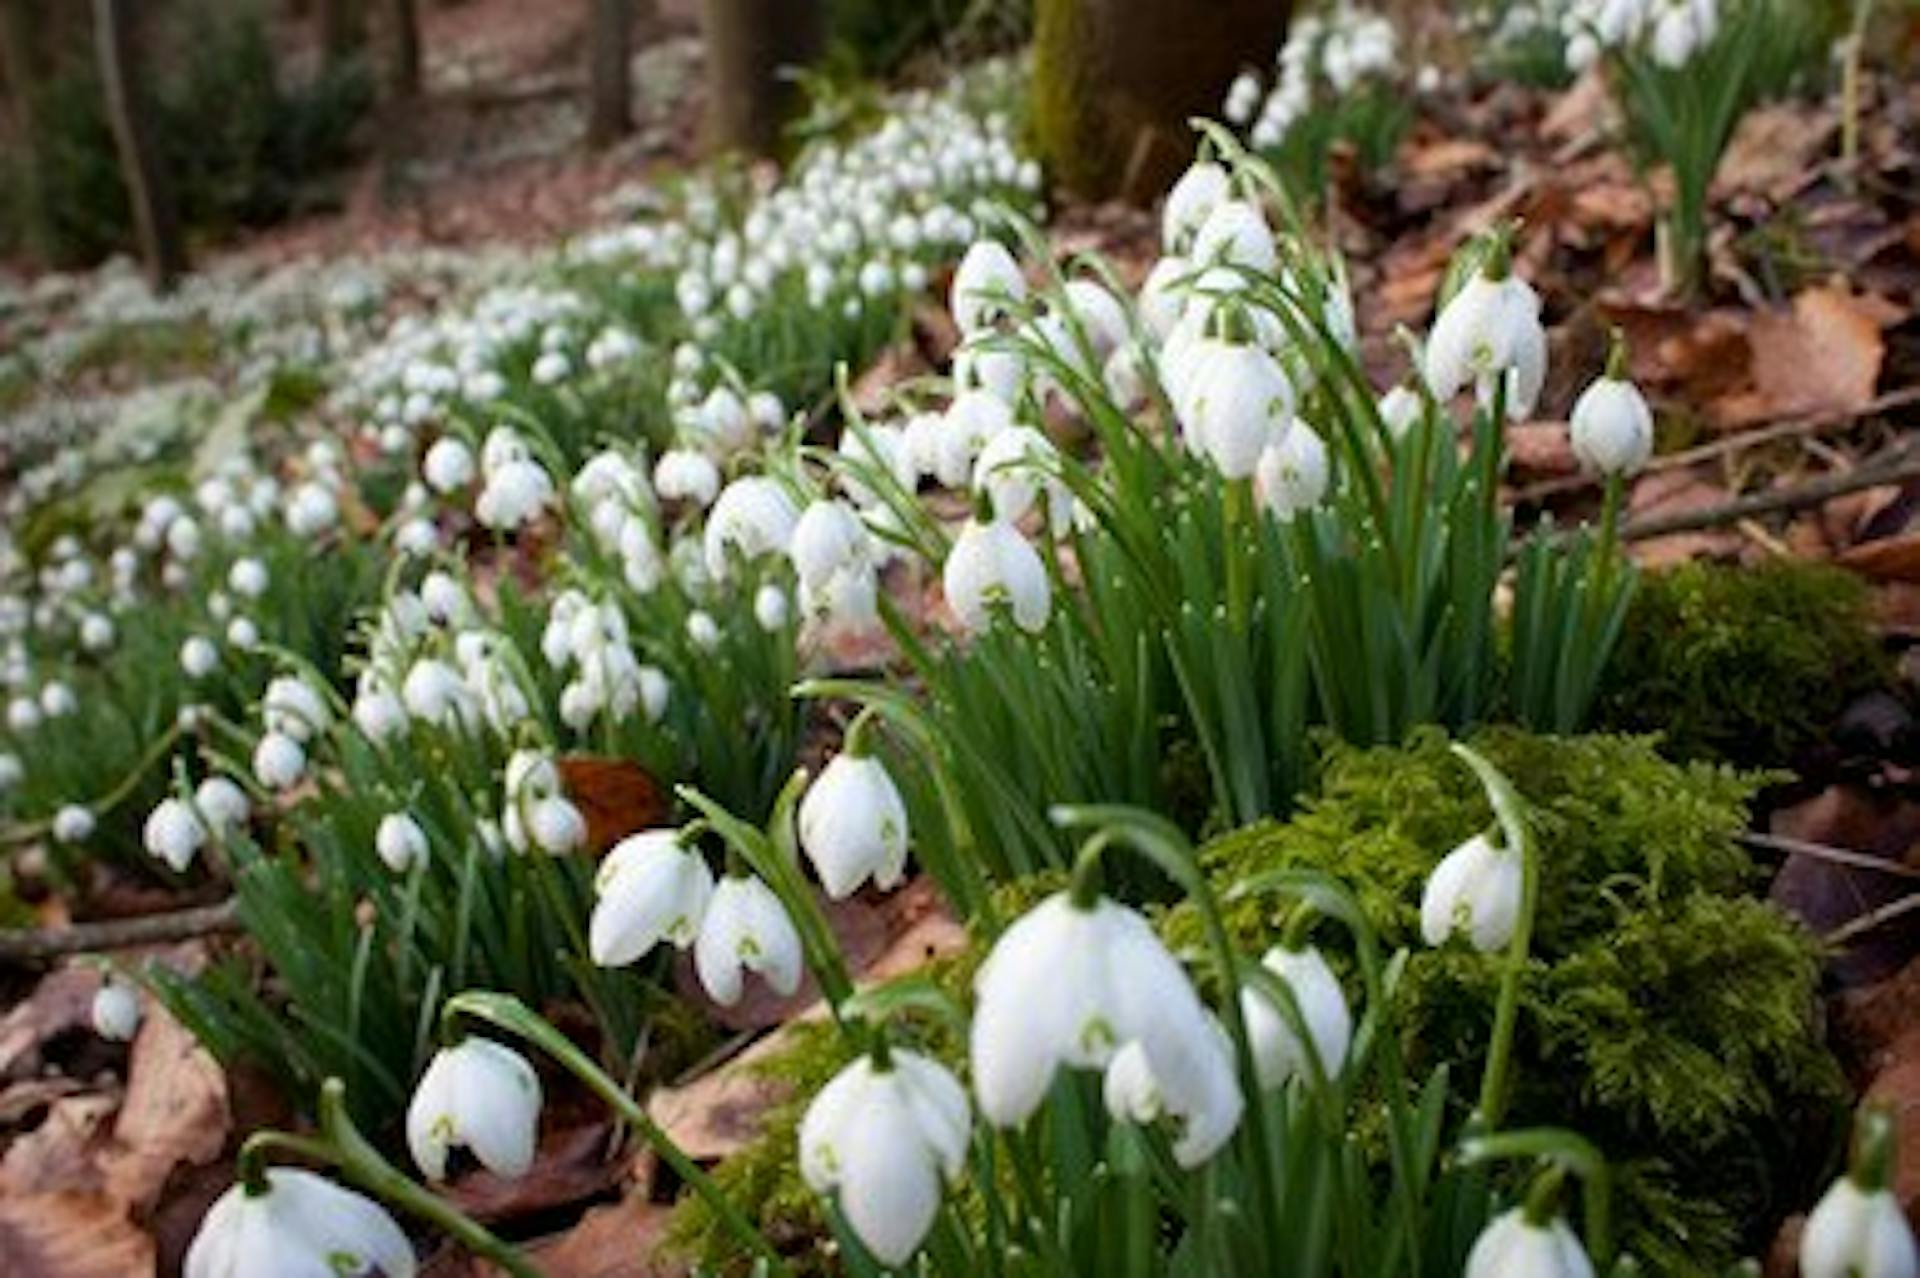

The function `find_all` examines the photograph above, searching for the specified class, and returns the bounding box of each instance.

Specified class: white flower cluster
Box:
[1563,0,1723,71]
[1223,5,1399,150]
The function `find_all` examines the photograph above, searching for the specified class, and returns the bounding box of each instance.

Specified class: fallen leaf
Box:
[518,1192,677,1278]
[557,758,671,855]
[0,967,102,1083]
[0,1094,118,1198]
[1840,529,1920,582]
[97,1001,228,1212]
[647,1031,797,1162]
[1769,785,1920,984]
[441,1120,624,1225]
[1748,286,1888,420]
[0,1192,154,1278]
[1714,103,1838,201]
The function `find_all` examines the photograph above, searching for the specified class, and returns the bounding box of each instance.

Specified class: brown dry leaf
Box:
[97,1002,228,1212]
[1840,530,1920,582]
[1714,103,1838,201]
[1542,68,1611,142]
[1402,137,1495,181]
[557,757,671,855]
[0,1192,154,1278]
[1748,286,1888,420]
[0,1094,118,1198]
[849,341,934,417]
[647,1029,799,1162]
[677,894,890,1032]
[441,1120,623,1225]
[0,966,102,1082]
[1507,423,1576,479]
[1769,785,1920,984]
[517,1192,678,1278]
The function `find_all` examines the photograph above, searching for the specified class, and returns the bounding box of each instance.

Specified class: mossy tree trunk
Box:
[92,0,185,290]
[0,0,52,262]
[699,0,823,156]
[585,0,632,149]
[1032,0,1290,201]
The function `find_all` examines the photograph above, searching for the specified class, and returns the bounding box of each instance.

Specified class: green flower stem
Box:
[0,721,184,848]
[235,1079,541,1278]
[445,991,791,1275]
[1850,1105,1897,1193]
[1458,1126,1614,1264]
[1223,477,1256,635]
[1452,743,1539,1132]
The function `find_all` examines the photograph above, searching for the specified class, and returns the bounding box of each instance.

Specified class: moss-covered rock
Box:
[1184,727,1846,1276]
[1591,558,1891,769]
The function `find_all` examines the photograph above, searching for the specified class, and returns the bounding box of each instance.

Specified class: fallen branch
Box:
[1740,831,1920,879]
[1825,889,1920,949]
[0,897,240,965]
[1620,436,1920,544]
[1516,385,1920,506]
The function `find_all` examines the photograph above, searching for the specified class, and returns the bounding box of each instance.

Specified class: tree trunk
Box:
[319,0,367,70]
[388,0,420,97]
[92,0,185,290]
[0,0,52,262]
[585,0,630,148]
[1032,0,1291,202]
[700,0,823,156]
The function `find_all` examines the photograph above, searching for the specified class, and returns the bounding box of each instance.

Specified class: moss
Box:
[1592,558,1892,769]
[1181,728,1845,1276]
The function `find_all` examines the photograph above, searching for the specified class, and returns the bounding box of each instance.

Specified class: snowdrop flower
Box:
[932,389,1013,490]
[1801,1115,1919,1278]
[263,676,331,742]
[476,457,555,530]
[1225,70,1263,124]
[1254,425,1329,520]
[1570,369,1654,477]
[285,482,339,537]
[423,436,476,493]
[1378,384,1425,441]
[1421,833,1523,952]
[1465,1207,1596,1278]
[943,513,1051,634]
[185,1168,415,1278]
[502,750,586,855]
[1240,943,1352,1088]
[227,616,261,651]
[79,612,115,652]
[951,239,1026,335]
[407,1037,543,1181]
[1100,1024,1243,1167]
[144,797,207,872]
[1192,199,1278,274]
[655,448,721,507]
[754,583,790,631]
[52,804,95,844]
[402,658,476,730]
[531,349,571,386]
[695,874,804,1006]
[800,1049,969,1266]
[91,981,141,1042]
[194,776,250,839]
[590,830,714,966]
[1163,161,1231,255]
[353,685,408,741]
[704,476,800,581]
[253,731,307,791]
[1140,256,1194,340]
[975,425,1068,529]
[377,812,429,873]
[1175,334,1295,480]
[798,747,909,898]
[39,681,75,718]
[6,695,38,734]
[228,558,268,599]
[1425,260,1547,420]
[790,499,870,591]
[687,610,721,651]
[180,636,219,679]
[971,890,1241,1164]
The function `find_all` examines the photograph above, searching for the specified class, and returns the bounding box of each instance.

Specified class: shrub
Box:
[1592,558,1892,769]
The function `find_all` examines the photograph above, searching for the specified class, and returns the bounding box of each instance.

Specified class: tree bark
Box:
[92,0,185,290]
[700,0,823,156]
[585,0,631,148]
[1032,0,1291,202]
[319,0,368,70]
[388,0,421,98]
[0,0,52,262]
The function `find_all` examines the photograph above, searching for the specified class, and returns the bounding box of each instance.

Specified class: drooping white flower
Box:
[933,390,1013,490]
[252,731,307,791]
[970,891,1241,1163]
[145,797,207,872]
[1100,1021,1244,1167]
[951,240,1027,335]
[943,516,1051,635]
[228,558,268,600]
[1253,424,1330,520]
[974,424,1068,530]
[1424,267,1547,419]
[798,750,909,899]
[185,1168,416,1278]
[502,749,586,855]
[92,980,141,1041]
[407,1037,543,1181]
[695,874,804,1006]
[1378,384,1425,441]
[1801,1171,1919,1278]
[1420,832,1523,952]
[800,1050,970,1266]
[423,436,476,493]
[1240,944,1353,1088]
[790,499,870,591]
[1569,376,1654,477]
[1163,161,1231,256]
[590,830,715,967]
[1464,1208,1596,1278]
[263,676,331,743]
[376,812,430,873]
[754,583,791,631]
[194,777,250,839]
[475,457,555,530]
[180,636,219,680]
[655,449,721,508]
[1175,338,1295,480]
[52,804,95,845]
[1192,199,1278,274]
[704,477,801,581]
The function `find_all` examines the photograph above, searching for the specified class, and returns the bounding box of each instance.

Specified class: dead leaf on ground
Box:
[1840,529,1920,582]
[441,1119,624,1225]
[1769,785,1920,985]
[0,966,102,1082]
[0,1191,154,1278]
[558,757,671,855]
[0,1093,119,1198]
[1748,286,1889,420]
[517,1192,679,1278]
[1714,103,1838,201]
[97,1002,228,1212]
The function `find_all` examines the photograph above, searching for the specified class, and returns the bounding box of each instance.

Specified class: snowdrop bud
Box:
[286,482,339,537]
[39,681,75,718]
[52,804,95,844]
[253,731,307,791]
[377,812,429,873]
[79,612,116,652]
[186,1169,416,1278]
[951,240,1026,335]
[227,557,268,599]
[423,437,476,493]
[227,616,260,651]
[144,797,207,872]
[1465,1207,1596,1278]
[943,516,1050,635]
[695,875,804,1006]
[407,1037,543,1181]
[354,687,407,741]
[1253,425,1329,520]
[1175,337,1295,480]
[687,610,721,651]
[1240,944,1352,1088]
[179,635,218,679]
[1420,833,1522,952]
[1163,161,1230,255]
[800,1050,970,1266]
[91,981,141,1041]
[1378,384,1424,441]
[1570,374,1654,477]
[798,749,909,898]
[754,584,790,631]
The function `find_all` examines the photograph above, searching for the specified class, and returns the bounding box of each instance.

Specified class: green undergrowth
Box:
[1590,558,1892,769]
[667,731,1843,1276]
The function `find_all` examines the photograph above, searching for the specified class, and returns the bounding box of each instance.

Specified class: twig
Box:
[1740,831,1920,880]
[1620,437,1920,544]
[1515,385,1920,506]
[0,897,240,965]
[1825,890,1920,948]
